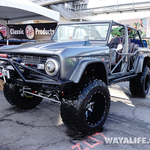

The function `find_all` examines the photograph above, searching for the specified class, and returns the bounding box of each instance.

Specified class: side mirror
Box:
[117,44,123,51]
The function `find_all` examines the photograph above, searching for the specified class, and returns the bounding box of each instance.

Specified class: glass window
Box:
[52,23,110,42]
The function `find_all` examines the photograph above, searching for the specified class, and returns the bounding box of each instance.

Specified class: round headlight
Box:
[45,59,59,76]
[0,61,5,65]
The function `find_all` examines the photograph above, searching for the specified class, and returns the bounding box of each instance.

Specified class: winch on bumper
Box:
[0,56,73,91]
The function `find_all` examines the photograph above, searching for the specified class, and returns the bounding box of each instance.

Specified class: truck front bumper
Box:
[0,57,73,91]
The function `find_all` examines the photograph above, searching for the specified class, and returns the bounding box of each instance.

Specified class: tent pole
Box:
[7,39,9,45]
[6,20,9,45]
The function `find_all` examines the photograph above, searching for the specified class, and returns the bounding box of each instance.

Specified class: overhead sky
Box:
[88,0,146,8]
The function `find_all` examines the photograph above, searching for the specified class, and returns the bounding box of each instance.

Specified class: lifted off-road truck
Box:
[0,21,150,134]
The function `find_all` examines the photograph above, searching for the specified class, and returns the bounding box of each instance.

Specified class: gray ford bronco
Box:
[0,20,150,134]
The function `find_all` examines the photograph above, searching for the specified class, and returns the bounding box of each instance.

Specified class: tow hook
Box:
[0,68,10,83]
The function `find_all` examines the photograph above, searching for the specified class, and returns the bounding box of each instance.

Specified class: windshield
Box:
[52,23,110,42]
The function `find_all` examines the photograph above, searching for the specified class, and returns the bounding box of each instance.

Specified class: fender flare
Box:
[135,54,150,73]
[69,59,108,85]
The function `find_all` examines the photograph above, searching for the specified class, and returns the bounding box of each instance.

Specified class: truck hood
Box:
[0,41,91,56]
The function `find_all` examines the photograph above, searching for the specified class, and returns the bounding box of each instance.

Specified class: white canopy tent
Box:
[0,0,60,25]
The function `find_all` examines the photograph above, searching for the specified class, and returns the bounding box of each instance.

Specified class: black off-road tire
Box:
[130,67,150,97]
[61,79,110,134]
[3,84,42,109]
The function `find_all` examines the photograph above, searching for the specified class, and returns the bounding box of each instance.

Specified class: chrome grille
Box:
[11,55,47,64]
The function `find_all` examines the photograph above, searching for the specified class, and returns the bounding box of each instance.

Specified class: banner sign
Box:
[0,25,7,37]
[7,23,57,40]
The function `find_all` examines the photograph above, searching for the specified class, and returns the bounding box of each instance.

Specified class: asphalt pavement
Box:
[0,82,150,150]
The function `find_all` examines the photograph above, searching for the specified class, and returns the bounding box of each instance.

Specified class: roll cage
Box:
[107,21,145,78]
